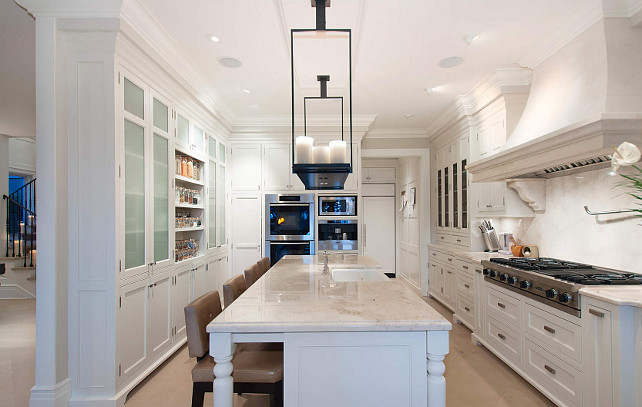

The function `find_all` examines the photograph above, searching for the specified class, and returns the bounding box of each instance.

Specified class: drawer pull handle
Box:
[497,302,506,309]
[440,236,445,240]
[497,333,506,340]
[464,284,470,289]
[589,308,605,318]
[447,271,453,274]
[544,365,556,375]
[464,306,470,312]
[462,265,469,269]
[475,268,482,273]
[440,287,444,293]
[448,258,452,262]
[456,239,462,243]
[543,326,556,334]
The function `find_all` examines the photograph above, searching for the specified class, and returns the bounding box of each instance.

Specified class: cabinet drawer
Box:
[454,259,474,277]
[524,303,582,363]
[486,286,521,331]
[486,316,522,367]
[456,273,474,298]
[450,234,470,247]
[524,339,582,407]
[456,295,475,326]
[435,232,450,244]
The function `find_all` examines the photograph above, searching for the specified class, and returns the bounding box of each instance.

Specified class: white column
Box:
[29,14,72,406]
[211,333,235,407]
[0,134,8,254]
[426,330,449,407]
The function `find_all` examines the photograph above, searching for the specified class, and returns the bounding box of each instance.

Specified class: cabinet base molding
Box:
[453,313,474,331]
[29,379,72,407]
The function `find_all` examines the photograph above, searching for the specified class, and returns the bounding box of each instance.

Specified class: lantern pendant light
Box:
[291,0,353,190]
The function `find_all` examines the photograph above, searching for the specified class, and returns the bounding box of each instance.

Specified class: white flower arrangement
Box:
[612,142,642,219]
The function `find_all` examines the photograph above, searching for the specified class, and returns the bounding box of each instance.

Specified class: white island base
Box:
[208,255,451,407]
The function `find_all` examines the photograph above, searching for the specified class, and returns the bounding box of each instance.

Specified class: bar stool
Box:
[222,274,247,308]
[184,291,283,407]
[258,256,270,276]
[244,263,262,287]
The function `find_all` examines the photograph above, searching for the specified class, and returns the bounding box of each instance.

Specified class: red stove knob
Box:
[558,292,573,303]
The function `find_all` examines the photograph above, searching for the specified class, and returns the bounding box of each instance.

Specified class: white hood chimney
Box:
[468,0,642,182]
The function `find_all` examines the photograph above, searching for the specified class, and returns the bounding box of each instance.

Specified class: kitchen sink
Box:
[330,268,389,282]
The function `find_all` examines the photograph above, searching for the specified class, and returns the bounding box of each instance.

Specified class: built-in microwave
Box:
[318,196,357,216]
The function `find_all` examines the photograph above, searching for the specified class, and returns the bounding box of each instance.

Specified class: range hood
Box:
[468,7,642,183]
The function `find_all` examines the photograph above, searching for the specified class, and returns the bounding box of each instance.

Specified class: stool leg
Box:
[192,382,207,407]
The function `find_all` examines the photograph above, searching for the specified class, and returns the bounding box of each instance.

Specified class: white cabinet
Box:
[231,144,262,191]
[476,109,504,160]
[171,266,191,339]
[231,194,262,277]
[263,143,304,191]
[191,262,206,300]
[174,110,205,156]
[582,302,613,407]
[362,196,395,274]
[206,255,228,296]
[118,278,149,382]
[436,135,470,237]
[477,182,506,213]
[148,272,172,358]
[362,167,396,183]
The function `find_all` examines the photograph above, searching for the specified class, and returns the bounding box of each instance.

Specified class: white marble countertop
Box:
[580,286,642,307]
[428,243,512,263]
[207,255,451,333]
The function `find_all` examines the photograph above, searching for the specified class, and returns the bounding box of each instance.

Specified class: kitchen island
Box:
[207,254,452,407]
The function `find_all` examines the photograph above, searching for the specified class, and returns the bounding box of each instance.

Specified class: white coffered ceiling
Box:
[137,0,588,132]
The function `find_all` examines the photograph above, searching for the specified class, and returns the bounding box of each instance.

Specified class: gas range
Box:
[481,257,642,316]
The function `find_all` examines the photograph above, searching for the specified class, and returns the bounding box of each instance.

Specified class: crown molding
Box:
[14,0,122,17]
[231,114,376,136]
[119,0,235,132]
[425,68,532,141]
[365,128,427,139]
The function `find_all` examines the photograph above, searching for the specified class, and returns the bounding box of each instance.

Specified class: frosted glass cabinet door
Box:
[124,78,144,120]
[217,164,226,246]
[124,119,146,270]
[153,134,169,263]
[208,160,217,248]
[176,114,189,147]
[192,125,204,153]
[152,98,168,133]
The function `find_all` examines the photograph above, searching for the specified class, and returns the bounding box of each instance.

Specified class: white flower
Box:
[612,142,641,172]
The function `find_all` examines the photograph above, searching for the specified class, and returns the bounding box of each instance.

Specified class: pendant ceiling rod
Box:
[314,0,327,30]
[317,75,329,98]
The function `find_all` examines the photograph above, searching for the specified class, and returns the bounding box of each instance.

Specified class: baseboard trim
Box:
[30,378,72,407]
[0,283,35,299]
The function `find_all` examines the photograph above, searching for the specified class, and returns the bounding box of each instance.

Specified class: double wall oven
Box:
[265,194,315,266]
[317,195,358,252]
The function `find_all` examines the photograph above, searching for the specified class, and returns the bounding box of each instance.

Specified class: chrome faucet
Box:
[322,250,330,274]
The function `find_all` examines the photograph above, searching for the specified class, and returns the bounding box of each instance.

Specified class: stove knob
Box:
[500,273,508,282]
[558,292,573,303]
[489,270,497,278]
[483,269,490,276]
[545,288,558,298]
[520,280,531,289]
[507,276,518,285]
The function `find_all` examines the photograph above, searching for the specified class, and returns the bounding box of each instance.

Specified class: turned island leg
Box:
[210,332,234,407]
[426,330,449,407]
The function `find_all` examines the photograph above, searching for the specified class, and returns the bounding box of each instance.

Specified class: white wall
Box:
[398,157,421,288]
[8,137,36,175]
[498,167,641,273]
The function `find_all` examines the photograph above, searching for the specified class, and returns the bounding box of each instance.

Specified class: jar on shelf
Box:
[187,158,194,179]
[175,187,180,204]
[181,157,187,177]
[176,155,182,175]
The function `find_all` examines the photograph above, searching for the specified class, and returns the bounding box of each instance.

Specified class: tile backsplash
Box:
[497,167,641,273]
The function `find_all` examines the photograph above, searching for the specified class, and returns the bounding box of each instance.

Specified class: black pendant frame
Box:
[290,9,353,190]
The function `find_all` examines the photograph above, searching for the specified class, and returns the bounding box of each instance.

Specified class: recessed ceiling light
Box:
[208,35,221,43]
[438,56,463,68]
[218,57,242,68]
[242,89,251,94]
[425,87,438,94]
[464,33,480,45]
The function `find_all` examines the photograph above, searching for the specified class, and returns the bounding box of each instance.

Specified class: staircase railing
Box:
[3,178,36,267]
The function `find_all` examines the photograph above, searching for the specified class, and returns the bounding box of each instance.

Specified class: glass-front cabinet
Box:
[436,134,469,238]
[207,134,227,250]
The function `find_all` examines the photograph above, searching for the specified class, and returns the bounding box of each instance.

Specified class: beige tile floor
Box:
[3,286,556,407]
